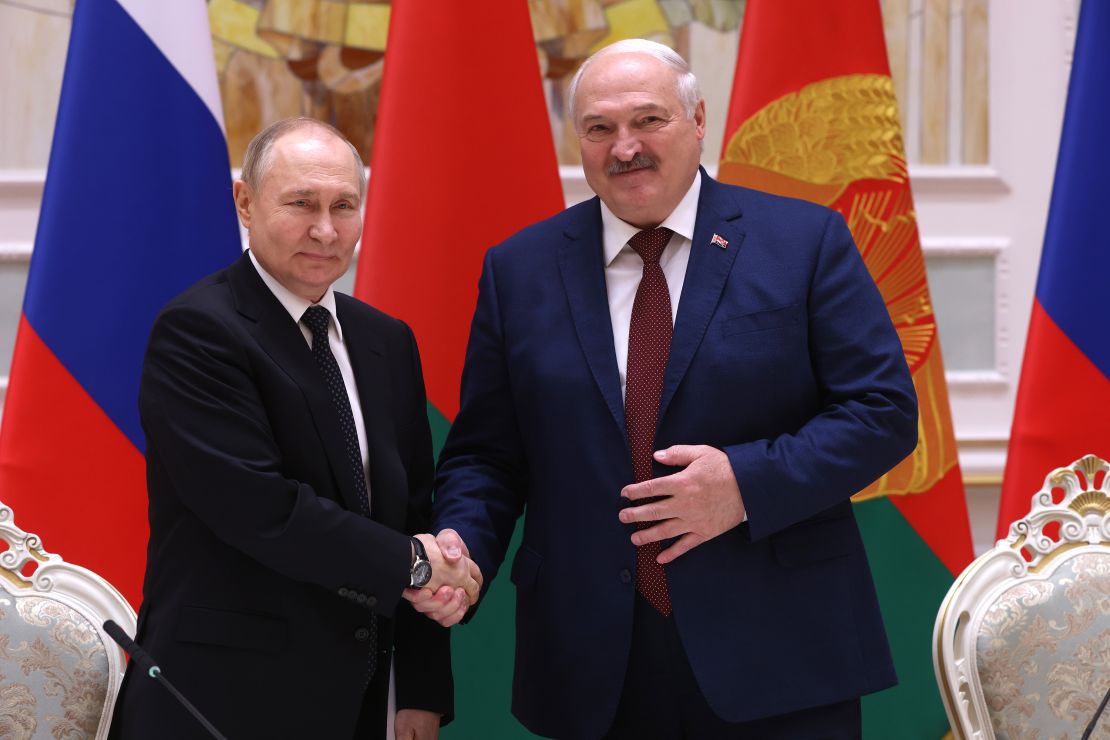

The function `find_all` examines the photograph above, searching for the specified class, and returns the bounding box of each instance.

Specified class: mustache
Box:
[607,154,657,175]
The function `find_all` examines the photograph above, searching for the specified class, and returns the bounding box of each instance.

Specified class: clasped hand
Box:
[403,530,482,627]
[618,444,746,563]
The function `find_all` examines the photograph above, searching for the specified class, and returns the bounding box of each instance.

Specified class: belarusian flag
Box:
[355,1,563,737]
[719,1,974,736]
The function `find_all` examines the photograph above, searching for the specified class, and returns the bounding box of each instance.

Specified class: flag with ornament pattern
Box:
[719,1,975,736]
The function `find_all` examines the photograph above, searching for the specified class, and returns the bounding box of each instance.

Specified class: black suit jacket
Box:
[110,253,451,739]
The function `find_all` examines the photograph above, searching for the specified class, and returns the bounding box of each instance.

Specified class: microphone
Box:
[103,620,230,740]
[102,619,158,677]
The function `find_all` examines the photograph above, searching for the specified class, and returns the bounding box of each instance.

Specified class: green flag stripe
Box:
[856,496,955,739]
[429,403,537,738]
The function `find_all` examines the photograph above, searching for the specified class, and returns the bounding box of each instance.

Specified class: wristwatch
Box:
[409,537,432,588]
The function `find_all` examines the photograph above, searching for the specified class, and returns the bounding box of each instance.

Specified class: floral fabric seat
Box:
[934,454,1110,740]
[0,503,134,739]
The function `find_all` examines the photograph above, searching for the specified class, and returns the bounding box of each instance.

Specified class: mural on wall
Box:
[2,0,985,171]
[207,0,746,166]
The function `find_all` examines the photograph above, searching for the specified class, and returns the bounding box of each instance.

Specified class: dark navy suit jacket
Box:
[434,172,918,739]
[111,253,451,739]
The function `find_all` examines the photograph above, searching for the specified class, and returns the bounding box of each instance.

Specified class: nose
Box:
[612,126,643,161]
[308,212,338,244]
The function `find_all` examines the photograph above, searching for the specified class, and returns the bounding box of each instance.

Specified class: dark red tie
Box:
[625,227,674,617]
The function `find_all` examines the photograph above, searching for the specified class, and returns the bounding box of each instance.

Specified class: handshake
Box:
[404,529,482,627]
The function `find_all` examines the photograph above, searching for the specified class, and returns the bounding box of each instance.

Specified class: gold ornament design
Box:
[721,74,959,499]
[723,74,906,188]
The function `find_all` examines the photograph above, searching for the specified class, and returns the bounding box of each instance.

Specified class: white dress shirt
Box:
[248,250,373,502]
[602,170,701,398]
[248,251,399,732]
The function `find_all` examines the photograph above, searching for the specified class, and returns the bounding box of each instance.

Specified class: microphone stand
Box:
[104,620,229,740]
[1082,679,1110,740]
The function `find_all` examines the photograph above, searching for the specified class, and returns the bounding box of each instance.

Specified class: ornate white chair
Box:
[0,501,136,739]
[934,454,1110,740]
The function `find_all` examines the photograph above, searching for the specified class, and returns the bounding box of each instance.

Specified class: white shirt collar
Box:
[248,250,343,341]
[600,169,701,267]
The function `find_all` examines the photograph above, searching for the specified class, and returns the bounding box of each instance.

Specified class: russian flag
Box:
[997,0,1110,537]
[0,0,241,605]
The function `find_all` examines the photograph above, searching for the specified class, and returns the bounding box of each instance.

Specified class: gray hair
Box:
[241,117,366,199]
[567,39,702,124]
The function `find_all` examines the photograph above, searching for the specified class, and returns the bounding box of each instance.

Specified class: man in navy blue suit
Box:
[415,40,918,739]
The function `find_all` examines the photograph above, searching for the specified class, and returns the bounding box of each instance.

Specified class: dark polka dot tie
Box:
[625,227,674,617]
[301,305,378,680]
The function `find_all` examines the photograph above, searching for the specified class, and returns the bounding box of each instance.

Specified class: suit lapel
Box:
[228,255,368,515]
[337,296,405,531]
[659,173,745,421]
[557,199,628,441]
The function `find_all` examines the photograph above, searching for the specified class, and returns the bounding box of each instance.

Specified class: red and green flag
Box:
[719,1,974,736]
[355,1,563,736]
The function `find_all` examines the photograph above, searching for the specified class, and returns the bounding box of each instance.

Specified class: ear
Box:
[693,99,707,140]
[232,180,253,228]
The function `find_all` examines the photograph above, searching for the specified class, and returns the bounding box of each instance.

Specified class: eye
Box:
[582,123,612,141]
[290,199,309,207]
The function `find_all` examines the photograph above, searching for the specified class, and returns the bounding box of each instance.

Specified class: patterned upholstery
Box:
[0,503,135,739]
[934,455,1110,740]
[977,553,1110,739]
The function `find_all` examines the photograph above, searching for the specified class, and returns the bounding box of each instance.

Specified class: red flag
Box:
[720,1,973,735]
[355,1,563,736]
[357,0,564,423]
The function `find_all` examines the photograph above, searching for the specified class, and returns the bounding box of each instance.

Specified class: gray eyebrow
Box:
[581,103,669,122]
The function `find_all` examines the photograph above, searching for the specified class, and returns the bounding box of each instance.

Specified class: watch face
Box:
[412,561,432,588]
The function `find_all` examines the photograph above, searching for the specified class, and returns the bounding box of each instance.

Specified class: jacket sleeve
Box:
[432,248,529,592]
[391,322,454,723]
[725,210,919,540]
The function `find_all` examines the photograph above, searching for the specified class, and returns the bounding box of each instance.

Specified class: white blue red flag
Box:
[0,0,241,605]
[998,0,1110,536]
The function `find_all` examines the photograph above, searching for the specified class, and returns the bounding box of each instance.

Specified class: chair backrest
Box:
[0,501,136,739]
[933,454,1110,740]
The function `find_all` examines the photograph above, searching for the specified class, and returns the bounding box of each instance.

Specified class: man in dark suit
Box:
[422,40,919,738]
[110,118,478,739]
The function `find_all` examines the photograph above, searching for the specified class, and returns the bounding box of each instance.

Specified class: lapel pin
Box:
[711,234,728,249]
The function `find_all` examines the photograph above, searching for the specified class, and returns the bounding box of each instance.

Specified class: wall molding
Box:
[920,235,1008,255]
[906,165,1007,194]
[0,243,32,262]
[921,234,1012,384]
[1,164,1016,212]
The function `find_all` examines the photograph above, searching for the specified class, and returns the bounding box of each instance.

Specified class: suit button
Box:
[365,596,377,608]
[354,627,371,642]
[338,587,350,597]
[619,569,632,584]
